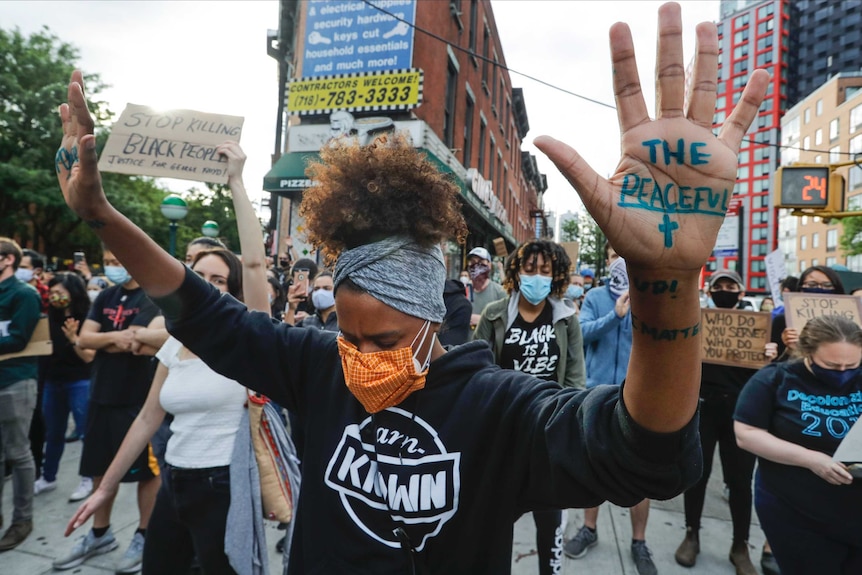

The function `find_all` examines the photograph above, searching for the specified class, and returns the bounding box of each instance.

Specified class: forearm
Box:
[75,203,185,298]
[623,269,702,432]
[71,342,95,363]
[735,423,816,469]
[231,177,269,314]
[78,330,118,350]
[132,327,168,350]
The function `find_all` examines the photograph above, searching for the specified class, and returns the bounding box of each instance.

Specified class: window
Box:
[463,95,474,167]
[782,116,800,144]
[812,233,820,248]
[756,18,774,34]
[851,103,862,133]
[815,128,823,146]
[478,118,487,173]
[830,146,841,163]
[733,60,749,75]
[758,2,774,18]
[800,235,808,250]
[802,215,808,226]
[468,0,478,52]
[489,135,496,181]
[734,45,748,59]
[799,260,807,273]
[826,257,837,267]
[443,60,458,147]
[830,118,840,141]
[734,29,749,43]
[852,134,862,155]
[852,166,862,190]
[827,229,838,251]
[803,136,811,150]
[756,51,774,66]
[804,108,810,124]
[491,53,498,111]
[812,258,819,267]
[816,99,823,116]
[757,35,773,50]
[734,13,749,27]
[481,27,490,87]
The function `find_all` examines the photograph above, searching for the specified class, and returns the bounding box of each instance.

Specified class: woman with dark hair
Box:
[473,240,584,574]
[735,315,862,574]
[34,272,96,501]
[64,144,271,575]
[184,236,227,265]
[55,5,769,570]
[267,276,286,321]
[771,265,846,359]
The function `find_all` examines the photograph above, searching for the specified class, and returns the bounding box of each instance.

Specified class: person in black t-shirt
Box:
[735,315,862,575]
[474,239,585,575]
[54,249,160,574]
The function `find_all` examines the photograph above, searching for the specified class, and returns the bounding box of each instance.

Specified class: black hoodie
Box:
[155,267,701,575]
[439,279,472,346]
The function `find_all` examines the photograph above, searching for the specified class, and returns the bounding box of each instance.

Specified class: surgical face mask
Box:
[809,359,862,388]
[14,268,34,283]
[104,265,131,286]
[710,290,741,309]
[519,273,552,305]
[87,290,100,303]
[337,320,435,413]
[312,288,335,310]
[566,285,584,300]
[583,282,593,292]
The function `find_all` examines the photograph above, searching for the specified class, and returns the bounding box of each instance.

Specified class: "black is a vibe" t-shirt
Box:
[499,303,560,382]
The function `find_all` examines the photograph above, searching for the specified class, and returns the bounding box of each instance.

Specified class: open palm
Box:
[537,3,768,271]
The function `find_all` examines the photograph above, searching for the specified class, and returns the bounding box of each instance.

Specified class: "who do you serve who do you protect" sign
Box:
[98,104,244,184]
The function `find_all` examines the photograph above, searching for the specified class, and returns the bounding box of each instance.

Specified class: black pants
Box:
[683,392,756,542]
[755,473,862,575]
[533,509,563,575]
[142,465,236,575]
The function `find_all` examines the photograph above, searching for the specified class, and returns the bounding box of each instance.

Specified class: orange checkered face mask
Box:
[337,320,435,413]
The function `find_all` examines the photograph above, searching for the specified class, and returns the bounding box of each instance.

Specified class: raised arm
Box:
[535,3,768,432]
[217,141,270,315]
[56,70,185,298]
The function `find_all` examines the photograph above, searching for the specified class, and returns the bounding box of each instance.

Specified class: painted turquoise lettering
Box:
[691,141,710,165]
[621,173,640,197]
[642,139,661,164]
[693,187,709,211]
[663,183,677,210]
[648,180,665,209]
[662,138,686,165]
[678,186,692,210]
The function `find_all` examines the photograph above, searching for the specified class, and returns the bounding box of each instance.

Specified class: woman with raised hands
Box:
[55,3,768,573]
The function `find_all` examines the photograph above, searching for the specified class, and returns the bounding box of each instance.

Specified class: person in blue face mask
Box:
[565,272,585,309]
[473,239,584,575]
[735,314,862,575]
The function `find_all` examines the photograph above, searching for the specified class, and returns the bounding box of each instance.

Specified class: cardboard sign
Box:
[784,292,862,332]
[492,237,507,258]
[98,104,244,184]
[764,248,787,304]
[701,308,772,369]
[0,318,52,362]
[561,241,579,269]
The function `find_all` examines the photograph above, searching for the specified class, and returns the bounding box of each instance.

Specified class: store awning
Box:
[262,152,319,196]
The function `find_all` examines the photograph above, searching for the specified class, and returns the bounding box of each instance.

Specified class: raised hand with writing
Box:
[536,3,768,272]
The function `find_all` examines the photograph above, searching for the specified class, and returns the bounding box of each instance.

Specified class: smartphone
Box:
[292,268,310,297]
[74,251,86,265]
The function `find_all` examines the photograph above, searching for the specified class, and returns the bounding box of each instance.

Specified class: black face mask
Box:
[801,287,835,294]
[711,291,740,309]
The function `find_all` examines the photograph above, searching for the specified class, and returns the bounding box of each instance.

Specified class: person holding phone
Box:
[283,263,313,325]
[53,4,769,570]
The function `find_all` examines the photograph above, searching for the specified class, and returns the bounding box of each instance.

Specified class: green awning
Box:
[263,152,319,195]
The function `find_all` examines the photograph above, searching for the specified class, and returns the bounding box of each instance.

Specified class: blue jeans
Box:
[42,379,90,482]
[755,472,862,575]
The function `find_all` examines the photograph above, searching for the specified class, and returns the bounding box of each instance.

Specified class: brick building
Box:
[264,0,548,273]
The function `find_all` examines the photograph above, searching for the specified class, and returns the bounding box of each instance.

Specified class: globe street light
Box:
[160,195,189,257]
[201,220,220,238]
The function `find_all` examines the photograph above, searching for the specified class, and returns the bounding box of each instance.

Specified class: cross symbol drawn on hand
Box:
[658,214,679,248]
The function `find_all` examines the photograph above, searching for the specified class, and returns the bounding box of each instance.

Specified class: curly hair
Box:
[503,240,572,299]
[300,133,467,264]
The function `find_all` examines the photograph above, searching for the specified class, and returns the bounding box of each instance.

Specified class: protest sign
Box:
[701,308,772,369]
[0,318,52,362]
[784,292,862,332]
[764,249,786,304]
[98,104,244,184]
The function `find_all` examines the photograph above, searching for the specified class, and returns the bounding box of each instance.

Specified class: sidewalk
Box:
[3,438,763,574]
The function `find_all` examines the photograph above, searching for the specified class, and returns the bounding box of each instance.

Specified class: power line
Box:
[359,0,862,161]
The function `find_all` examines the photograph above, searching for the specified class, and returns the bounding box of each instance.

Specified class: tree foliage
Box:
[0,26,246,269]
[840,216,862,256]
[560,217,579,243]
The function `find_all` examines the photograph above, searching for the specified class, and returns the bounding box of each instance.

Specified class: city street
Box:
[3,437,766,574]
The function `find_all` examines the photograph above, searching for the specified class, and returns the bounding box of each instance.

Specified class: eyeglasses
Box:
[801,282,834,290]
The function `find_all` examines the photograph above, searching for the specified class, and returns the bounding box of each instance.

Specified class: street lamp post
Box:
[160,195,189,257]
[201,220,220,238]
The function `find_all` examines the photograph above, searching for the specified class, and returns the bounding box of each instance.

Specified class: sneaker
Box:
[761,549,781,575]
[0,520,33,551]
[52,528,118,570]
[631,540,658,575]
[34,476,57,495]
[115,531,145,574]
[69,477,93,502]
[563,525,598,559]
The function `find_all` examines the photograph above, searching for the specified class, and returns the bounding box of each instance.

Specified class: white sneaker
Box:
[52,527,118,570]
[69,477,93,502]
[34,476,57,495]
[115,531,145,574]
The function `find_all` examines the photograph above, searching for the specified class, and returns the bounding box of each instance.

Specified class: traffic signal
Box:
[774,164,845,213]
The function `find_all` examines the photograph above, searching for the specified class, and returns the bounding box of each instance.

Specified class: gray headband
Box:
[333,236,447,323]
